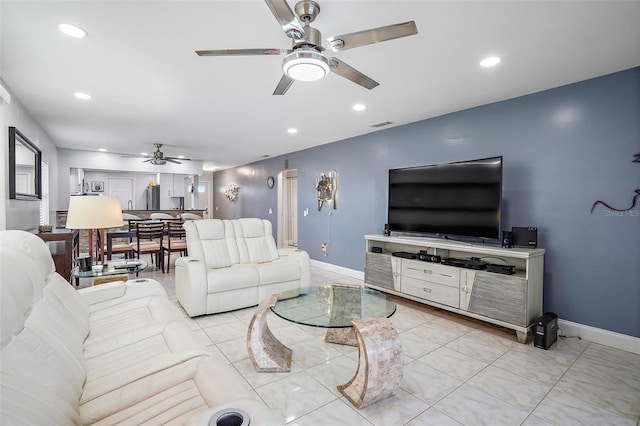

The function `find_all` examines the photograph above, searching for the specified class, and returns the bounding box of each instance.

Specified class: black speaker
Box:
[383,224,391,236]
[512,227,538,248]
[502,231,513,248]
[371,246,383,254]
[534,312,558,350]
[418,253,441,263]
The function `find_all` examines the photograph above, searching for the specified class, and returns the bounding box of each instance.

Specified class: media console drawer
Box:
[401,259,460,288]
[401,276,460,308]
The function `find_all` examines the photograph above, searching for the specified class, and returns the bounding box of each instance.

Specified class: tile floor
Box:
[104,262,640,426]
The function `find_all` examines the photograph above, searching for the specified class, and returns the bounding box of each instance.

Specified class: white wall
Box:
[1,79,59,230]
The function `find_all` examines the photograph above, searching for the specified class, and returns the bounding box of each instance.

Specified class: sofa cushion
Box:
[81,322,208,406]
[0,250,42,349]
[185,219,240,268]
[87,296,186,341]
[233,218,279,264]
[207,264,260,293]
[2,327,84,408]
[0,371,81,425]
[80,357,253,425]
[253,258,302,285]
[0,230,56,281]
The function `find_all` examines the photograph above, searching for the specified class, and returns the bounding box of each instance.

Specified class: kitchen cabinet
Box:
[168,174,187,197]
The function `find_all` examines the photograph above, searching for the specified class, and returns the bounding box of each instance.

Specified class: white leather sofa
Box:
[0,230,280,426]
[175,218,310,317]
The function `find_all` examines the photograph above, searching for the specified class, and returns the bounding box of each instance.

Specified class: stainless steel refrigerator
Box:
[146,185,160,210]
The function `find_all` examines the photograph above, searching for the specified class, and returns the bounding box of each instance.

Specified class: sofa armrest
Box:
[176,257,208,317]
[78,281,126,305]
[78,278,167,307]
[184,398,282,426]
[278,248,310,287]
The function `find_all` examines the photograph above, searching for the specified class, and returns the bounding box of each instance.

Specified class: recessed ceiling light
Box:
[141,152,148,156]
[58,23,87,38]
[353,104,366,111]
[287,128,298,134]
[98,148,107,152]
[177,155,185,159]
[480,56,501,67]
[74,92,91,100]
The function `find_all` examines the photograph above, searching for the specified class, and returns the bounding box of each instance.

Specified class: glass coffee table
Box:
[247,285,403,409]
[271,284,397,345]
[72,259,147,285]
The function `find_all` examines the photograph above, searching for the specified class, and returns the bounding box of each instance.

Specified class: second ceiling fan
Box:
[196,0,418,95]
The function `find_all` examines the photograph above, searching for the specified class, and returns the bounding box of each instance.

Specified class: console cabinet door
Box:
[467,272,527,326]
[365,253,395,291]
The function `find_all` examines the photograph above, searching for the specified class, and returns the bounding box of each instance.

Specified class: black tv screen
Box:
[388,156,503,241]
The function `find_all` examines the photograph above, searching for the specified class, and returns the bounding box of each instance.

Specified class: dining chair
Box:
[97,228,133,260]
[163,221,187,272]
[130,221,165,272]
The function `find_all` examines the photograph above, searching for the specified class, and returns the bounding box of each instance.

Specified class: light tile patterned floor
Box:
[109,262,640,426]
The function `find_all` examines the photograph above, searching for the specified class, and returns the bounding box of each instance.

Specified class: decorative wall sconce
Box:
[316,170,337,211]
[225,183,240,201]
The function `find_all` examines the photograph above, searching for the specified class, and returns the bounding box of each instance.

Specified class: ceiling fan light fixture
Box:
[282,49,330,82]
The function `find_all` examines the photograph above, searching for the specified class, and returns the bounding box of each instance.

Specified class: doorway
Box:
[277,169,298,248]
[108,178,135,210]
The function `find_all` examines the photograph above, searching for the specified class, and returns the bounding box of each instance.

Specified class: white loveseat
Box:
[175,218,310,317]
[0,230,280,426]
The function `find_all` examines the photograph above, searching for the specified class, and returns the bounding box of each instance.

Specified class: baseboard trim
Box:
[558,319,640,355]
[310,261,639,355]
[310,260,364,281]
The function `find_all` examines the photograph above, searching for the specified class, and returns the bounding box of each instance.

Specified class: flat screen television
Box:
[388,156,503,241]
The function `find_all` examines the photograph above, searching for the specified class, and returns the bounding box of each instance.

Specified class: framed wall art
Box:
[91,181,104,192]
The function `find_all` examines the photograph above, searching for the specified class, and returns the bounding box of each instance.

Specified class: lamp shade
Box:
[66,195,124,229]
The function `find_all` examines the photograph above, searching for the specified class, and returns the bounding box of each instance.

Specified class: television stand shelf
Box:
[364,235,545,343]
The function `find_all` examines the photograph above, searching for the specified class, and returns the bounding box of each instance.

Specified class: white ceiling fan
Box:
[196,0,418,95]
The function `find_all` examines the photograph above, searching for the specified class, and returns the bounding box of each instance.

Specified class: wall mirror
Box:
[9,126,42,200]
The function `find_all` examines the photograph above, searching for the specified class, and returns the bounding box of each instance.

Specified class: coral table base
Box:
[337,316,403,408]
[247,294,292,372]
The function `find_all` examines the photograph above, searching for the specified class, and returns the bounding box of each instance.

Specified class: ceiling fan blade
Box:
[142,158,152,163]
[273,74,295,95]
[329,58,379,90]
[264,0,305,39]
[165,158,182,164]
[195,48,287,57]
[326,21,418,52]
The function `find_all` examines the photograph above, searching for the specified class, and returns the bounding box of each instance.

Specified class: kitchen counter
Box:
[56,209,206,226]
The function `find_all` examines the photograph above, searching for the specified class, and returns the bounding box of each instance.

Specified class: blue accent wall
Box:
[212,67,640,337]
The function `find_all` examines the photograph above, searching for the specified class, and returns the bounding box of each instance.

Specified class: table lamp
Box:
[66,195,124,264]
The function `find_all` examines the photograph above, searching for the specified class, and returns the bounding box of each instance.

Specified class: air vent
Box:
[370,121,394,128]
